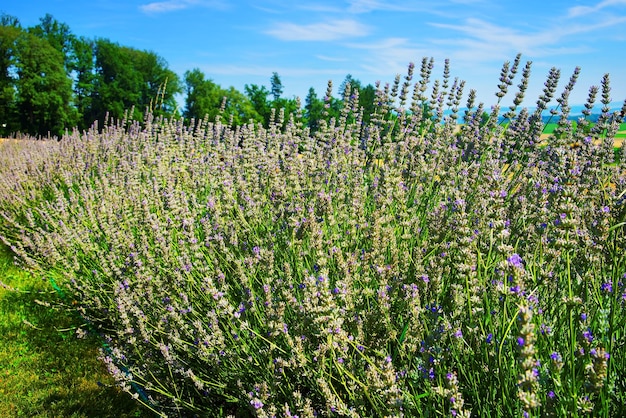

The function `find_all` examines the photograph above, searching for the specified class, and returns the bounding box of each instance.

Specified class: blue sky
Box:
[3,0,626,108]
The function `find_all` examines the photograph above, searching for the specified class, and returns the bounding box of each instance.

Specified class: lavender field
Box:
[1,57,625,417]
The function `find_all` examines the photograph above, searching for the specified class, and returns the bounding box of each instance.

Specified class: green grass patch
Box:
[0,244,153,418]
[542,121,626,137]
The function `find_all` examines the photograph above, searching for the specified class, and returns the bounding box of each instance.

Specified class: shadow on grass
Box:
[0,246,154,418]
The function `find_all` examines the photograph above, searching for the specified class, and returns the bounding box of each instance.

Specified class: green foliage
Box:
[0,13,182,136]
[71,36,96,130]
[91,39,181,124]
[244,73,301,127]
[14,30,76,136]
[29,14,75,77]
[0,21,21,135]
[184,68,261,125]
[245,83,272,125]
[270,71,283,102]
[304,87,325,132]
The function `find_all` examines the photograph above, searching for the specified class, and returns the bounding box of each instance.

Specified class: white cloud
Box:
[193,63,349,78]
[316,55,350,62]
[344,38,432,76]
[567,0,626,17]
[140,0,228,14]
[141,0,188,13]
[427,15,626,62]
[431,19,545,50]
[346,0,450,14]
[265,19,370,41]
[347,0,389,13]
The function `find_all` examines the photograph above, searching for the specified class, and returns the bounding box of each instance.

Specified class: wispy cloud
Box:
[141,0,188,13]
[265,19,370,41]
[429,18,550,59]
[428,14,626,63]
[194,63,349,78]
[345,38,432,75]
[316,55,350,62]
[295,0,447,15]
[567,0,626,18]
[140,0,228,14]
[347,0,396,13]
[346,0,448,14]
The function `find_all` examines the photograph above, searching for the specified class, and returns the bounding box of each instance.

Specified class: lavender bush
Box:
[1,56,626,417]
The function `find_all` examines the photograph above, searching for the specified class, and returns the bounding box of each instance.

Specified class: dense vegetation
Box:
[1,54,626,417]
[0,13,379,137]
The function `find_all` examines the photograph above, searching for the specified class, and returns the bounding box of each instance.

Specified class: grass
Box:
[542,121,626,138]
[0,244,153,417]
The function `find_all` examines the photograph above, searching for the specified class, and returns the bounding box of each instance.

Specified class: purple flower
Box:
[583,329,594,343]
[550,352,562,362]
[601,282,612,293]
[517,337,525,347]
[250,399,264,409]
[486,333,493,344]
[507,253,524,269]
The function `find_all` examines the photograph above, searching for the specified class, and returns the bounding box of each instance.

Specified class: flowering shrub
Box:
[1,56,626,417]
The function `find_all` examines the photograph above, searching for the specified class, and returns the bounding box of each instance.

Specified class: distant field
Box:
[530,123,625,149]
[541,122,626,139]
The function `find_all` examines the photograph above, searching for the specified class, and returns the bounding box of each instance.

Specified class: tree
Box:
[183,68,222,122]
[359,84,376,125]
[339,74,362,98]
[0,15,21,134]
[245,84,271,126]
[29,14,75,76]
[270,72,283,102]
[90,39,181,124]
[184,68,260,125]
[14,31,75,136]
[133,47,181,117]
[90,39,141,123]
[72,36,96,129]
[222,86,262,125]
[304,87,325,132]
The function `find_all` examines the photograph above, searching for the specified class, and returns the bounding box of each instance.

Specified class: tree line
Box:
[0,13,378,137]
